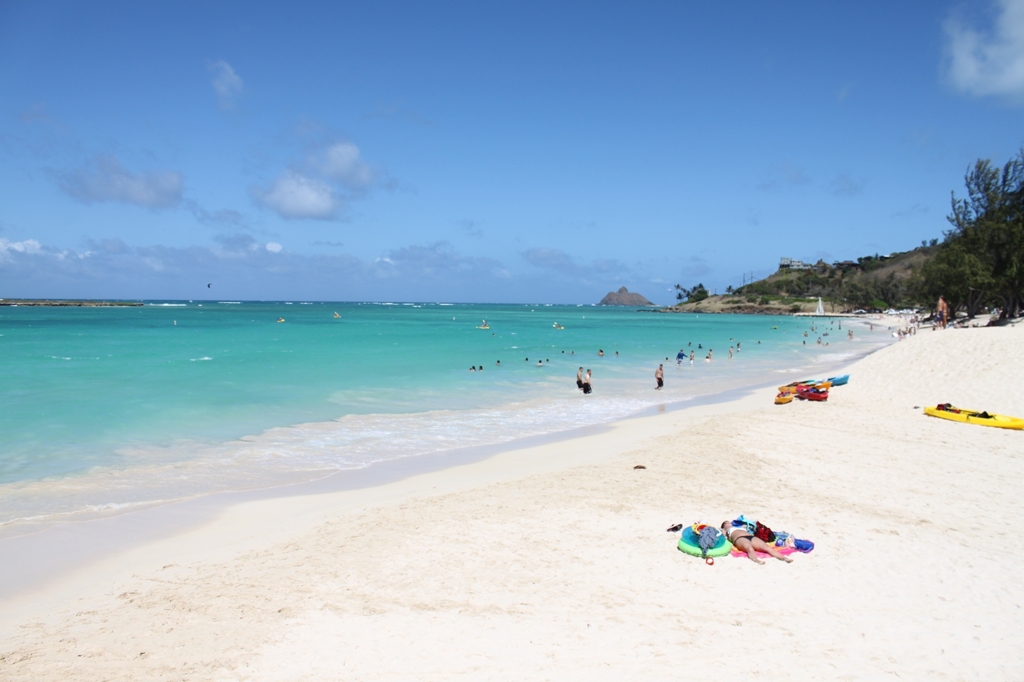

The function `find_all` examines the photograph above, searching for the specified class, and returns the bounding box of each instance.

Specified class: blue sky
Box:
[2,0,1023,303]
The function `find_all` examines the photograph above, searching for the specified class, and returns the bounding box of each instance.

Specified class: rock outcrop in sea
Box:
[598,287,653,306]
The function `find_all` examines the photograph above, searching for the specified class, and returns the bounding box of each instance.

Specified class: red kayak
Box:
[796,385,829,402]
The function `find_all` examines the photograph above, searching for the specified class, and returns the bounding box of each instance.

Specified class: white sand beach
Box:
[2,324,1022,680]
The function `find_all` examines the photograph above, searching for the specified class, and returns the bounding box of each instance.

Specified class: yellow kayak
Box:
[924,404,1024,430]
[774,393,794,405]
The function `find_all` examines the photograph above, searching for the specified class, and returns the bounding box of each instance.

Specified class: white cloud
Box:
[252,139,385,220]
[209,60,244,109]
[0,236,679,304]
[522,247,639,283]
[0,238,42,260]
[313,142,374,187]
[266,242,283,253]
[252,170,341,220]
[57,155,183,208]
[521,247,578,271]
[946,0,1024,99]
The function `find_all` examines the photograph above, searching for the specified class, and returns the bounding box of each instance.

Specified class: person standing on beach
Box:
[655,364,664,390]
[576,367,584,391]
[937,295,949,329]
[582,370,593,394]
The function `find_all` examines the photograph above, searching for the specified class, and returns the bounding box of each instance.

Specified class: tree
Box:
[945,149,1024,319]
[674,283,709,303]
[843,280,879,309]
[914,239,991,318]
[876,272,904,309]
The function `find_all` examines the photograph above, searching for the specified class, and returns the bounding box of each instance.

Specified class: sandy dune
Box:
[2,324,1021,680]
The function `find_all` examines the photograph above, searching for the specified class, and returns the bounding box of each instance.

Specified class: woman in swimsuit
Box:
[721,521,793,564]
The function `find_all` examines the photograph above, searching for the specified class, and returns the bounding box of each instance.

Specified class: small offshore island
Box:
[0,299,143,307]
[597,286,653,306]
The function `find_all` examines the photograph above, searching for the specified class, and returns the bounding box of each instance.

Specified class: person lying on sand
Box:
[721,521,793,564]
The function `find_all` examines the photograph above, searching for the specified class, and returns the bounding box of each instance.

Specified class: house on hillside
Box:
[778,257,812,271]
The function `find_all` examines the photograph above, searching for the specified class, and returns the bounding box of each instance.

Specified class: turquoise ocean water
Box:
[0,302,889,534]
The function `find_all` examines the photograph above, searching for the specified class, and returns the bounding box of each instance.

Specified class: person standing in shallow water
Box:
[576,367,584,391]
[582,369,592,394]
[655,364,664,390]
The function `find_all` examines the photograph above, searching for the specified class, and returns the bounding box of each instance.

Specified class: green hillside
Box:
[669,245,941,314]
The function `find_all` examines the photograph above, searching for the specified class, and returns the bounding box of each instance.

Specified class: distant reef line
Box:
[0,300,143,307]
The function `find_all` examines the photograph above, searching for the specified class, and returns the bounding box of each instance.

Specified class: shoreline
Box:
[0,375,786,635]
[0,336,889,634]
[0,361,852,601]
[2,324,1021,678]
[0,316,891,539]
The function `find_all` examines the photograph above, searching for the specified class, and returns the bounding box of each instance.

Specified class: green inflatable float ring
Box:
[677,526,733,558]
